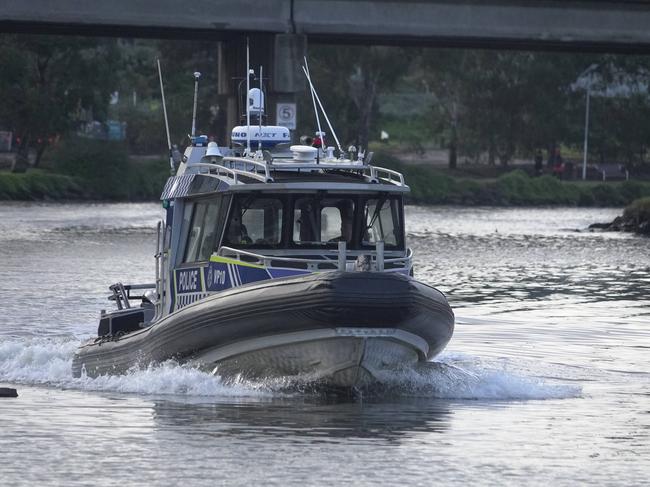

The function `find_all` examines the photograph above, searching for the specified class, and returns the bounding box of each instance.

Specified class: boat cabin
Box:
[157,141,412,315]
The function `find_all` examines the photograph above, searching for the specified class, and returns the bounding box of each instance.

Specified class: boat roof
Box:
[161,146,409,201]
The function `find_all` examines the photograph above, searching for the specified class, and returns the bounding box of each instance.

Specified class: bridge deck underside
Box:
[3,1,650,52]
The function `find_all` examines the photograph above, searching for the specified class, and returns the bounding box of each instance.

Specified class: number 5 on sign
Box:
[276,103,297,130]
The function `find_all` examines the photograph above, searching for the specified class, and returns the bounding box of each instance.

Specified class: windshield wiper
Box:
[365,194,388,233]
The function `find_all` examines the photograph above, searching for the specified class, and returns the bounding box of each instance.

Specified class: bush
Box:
[128,158,171,200]
[623,196,650,221]
[0,171,83,200]
[495,170,537,205]
[52,137,130,199]
[591,184,626,206]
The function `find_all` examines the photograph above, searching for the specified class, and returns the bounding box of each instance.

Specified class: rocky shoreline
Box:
[589,197,650,235]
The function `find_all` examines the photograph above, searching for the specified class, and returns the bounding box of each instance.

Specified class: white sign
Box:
[276,102,297,130]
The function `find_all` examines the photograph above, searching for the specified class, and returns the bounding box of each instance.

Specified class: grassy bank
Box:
[0,162,169,201]
[3,144,650,206]
[376,152,650,206]
[0,138,170,201]
[0,171,85,200]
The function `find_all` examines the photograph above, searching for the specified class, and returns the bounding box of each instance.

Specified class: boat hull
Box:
[195,329,427,388]
[72,271,454,389]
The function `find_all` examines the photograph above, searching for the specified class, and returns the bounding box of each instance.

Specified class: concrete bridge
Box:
[4,0,650,52]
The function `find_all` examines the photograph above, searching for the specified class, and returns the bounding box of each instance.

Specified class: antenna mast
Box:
[191,71,201,137]
[156,59,174,174]
[302,64,343,154]
[246,39,251,156]
[304,57,323,149]
[258,65,263,153]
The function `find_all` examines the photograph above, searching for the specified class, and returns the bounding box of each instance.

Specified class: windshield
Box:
[293,197,356,246]
[223,196,284,247]
[222,193,403,250]
[362,197,400,247]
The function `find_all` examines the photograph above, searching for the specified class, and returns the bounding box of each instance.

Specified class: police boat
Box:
[72,62,454,389]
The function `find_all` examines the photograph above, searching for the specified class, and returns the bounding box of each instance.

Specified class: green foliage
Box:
[52,137,130,199]
[128,158,171,200]
[0,35,121,166]
[0,171,83,200]
[372,151,650,206]
[1,140,169,201]
[623,197,650,221]
[590,183,627,206]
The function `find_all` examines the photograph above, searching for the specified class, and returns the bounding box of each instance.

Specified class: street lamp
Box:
[580,64,599,181]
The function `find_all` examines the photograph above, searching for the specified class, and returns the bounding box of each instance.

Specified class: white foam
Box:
[0,337,270,398]
[0,338,580,400]
[376,352,581,400]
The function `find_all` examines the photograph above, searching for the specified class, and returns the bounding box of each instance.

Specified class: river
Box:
[0,203,648,486]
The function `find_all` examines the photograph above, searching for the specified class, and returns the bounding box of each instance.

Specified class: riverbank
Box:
[589,197,650,234]
[376,152,650,207]
[0,163,168,201]
[2,149,650,206]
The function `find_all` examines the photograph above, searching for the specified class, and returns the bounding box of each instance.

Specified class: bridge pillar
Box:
[217,33,306,145]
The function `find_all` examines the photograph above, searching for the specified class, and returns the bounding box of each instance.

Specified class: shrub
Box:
[52,137,130,199]
[0,171,83,200]
[623,197,650,222]
[590,184,626,206]
[128,158,171,200]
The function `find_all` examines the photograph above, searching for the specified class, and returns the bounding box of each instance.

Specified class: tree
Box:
[0,35,121,170]
[300,45,412,152]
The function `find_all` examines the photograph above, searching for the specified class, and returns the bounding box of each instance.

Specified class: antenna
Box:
[156,59,174,174]
[258,65,263,153]
[191,71,201,137]
[302,64,343,155]
[304,57,323,151]
[246,38,251,156]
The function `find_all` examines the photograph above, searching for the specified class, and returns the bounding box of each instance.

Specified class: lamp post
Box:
[580,64,599,181]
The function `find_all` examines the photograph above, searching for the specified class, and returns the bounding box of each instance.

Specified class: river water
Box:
[0,203,648,486]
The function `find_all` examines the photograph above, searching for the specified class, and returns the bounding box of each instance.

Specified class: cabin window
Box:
[224,196,283,247]
[361,197,401,248]
[293,197,355,246]
[183,197,226,262]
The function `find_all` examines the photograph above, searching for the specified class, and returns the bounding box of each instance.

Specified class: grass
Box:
[0,170,85,200]
[0,157,170,202]
[374,151,650,207]
[3,146,650,206]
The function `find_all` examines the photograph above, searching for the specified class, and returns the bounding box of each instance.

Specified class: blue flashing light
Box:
[191,135,209,147]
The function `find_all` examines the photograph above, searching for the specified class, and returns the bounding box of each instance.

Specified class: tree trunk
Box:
[488,140,496,166]
[33,142,47,168]
[448,124,457,170]
[357,78,377,152]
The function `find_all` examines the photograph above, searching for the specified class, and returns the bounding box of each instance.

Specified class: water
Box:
[1,202,648,486]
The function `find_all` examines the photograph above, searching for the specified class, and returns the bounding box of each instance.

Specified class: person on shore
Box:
[550,148,564,179]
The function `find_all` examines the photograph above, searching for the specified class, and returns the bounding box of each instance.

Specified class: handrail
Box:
[191,162,272,184]
[217,246,412,271]
[194,156,406,187]
[365,166,406,186]
[221,157,273,181]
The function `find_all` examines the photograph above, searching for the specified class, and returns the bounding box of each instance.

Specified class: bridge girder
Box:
[2,0,650,53]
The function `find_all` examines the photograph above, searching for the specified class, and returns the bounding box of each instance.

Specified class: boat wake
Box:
[0,337,580,400]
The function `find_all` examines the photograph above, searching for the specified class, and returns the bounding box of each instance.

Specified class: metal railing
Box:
[191,160,273,183]
[217,245,412,272]
[194,156,406,187]
[108,283,156,310]
[365,166,406,186]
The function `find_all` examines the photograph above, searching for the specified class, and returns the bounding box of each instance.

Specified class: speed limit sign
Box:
[276,102,297,130]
